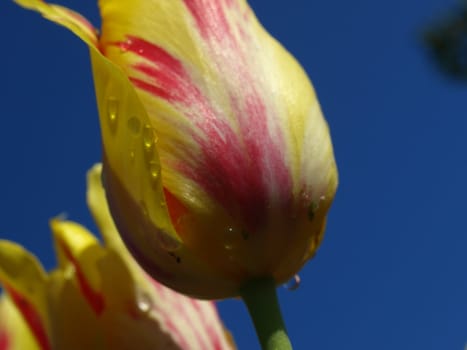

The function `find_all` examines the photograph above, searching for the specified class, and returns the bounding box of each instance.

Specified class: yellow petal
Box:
[14,0,181,258]
[46,272,105,350]
[50,219,106,314]
[14,0,98,46]
[0,241,50,350]
[86,164,123,252]
[0,295,41,350]
[0,241,46,296]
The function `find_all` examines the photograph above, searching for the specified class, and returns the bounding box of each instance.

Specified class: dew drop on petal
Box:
[223,227,238,250]
[148,161,160,185]
[283,274,301,291]
[156,229,181,252]
[106,96,119,127]
[142,124,155,151]
[119,38,132,53]
[135,290,153,315]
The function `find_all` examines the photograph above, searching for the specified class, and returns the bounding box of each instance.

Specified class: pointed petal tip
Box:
[13,0,98,47]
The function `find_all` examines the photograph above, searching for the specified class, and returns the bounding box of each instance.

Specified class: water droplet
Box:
[127,117,141,135]
[283,275,301,291]
[129,150,135,162]
[142,124,156,151]
[119,38,133,53]
[148,161,160,185]
[223,227,238,250]
[135,290,153,315]
[156,228,181,252]
[107,96,119,126]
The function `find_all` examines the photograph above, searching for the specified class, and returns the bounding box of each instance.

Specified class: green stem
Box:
[240,278,293,350]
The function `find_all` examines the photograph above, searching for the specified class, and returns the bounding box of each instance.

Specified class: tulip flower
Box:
[13,1,338,348]
[0,165,235,350]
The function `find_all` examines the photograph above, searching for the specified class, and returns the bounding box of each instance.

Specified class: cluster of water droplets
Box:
[223,227,237,251]
[119,38,145,55]
[104,95,182,255]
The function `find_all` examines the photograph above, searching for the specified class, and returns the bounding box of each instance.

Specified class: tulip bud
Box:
[14,0,338,299]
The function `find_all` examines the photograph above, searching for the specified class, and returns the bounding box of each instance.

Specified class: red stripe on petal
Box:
[56,239,105,315]
[130,77,175,102]
[165,318,191,349]
[114,37,198,104]
[189,300,224,350]
[149,280,207,349]
[5,286,51,350]
[116,36,292,231]
[134,64,183,102]
[148,281,191,348]
[183,0,233,43]
[118,37,185,75]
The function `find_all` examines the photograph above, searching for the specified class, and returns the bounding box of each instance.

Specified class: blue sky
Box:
[1,0,466,349]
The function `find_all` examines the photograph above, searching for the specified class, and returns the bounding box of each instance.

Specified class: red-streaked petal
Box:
[148,279,235,350]
[50,219,106,315]
[0,241,50,350]
[4,287,50,350]
[0,295,42,350]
